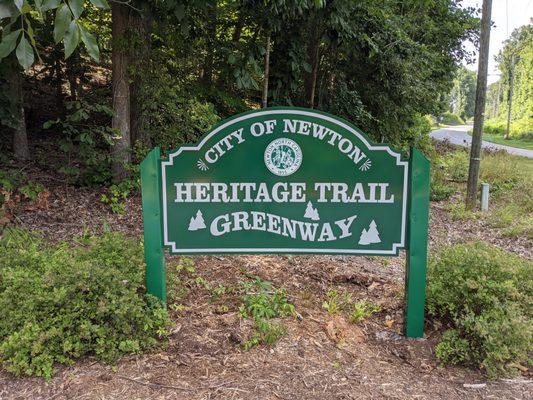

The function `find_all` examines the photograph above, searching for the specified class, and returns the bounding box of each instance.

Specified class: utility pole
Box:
[505,53,515,139]
[466,0,492,209]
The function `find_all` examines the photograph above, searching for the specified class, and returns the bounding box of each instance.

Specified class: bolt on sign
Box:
[141,108,430,338]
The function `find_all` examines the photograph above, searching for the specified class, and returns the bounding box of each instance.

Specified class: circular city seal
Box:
[264,138,303,176]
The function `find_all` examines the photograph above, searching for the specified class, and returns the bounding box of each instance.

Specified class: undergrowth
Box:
[427,242,532,378]
[322,289,381,323]
[431,149,532,238]
[0,229,170,379]
[238,277,296,350]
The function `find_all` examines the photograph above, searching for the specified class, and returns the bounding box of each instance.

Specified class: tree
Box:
[449,66,477,120]
[0,0,106,159]
[110,1,131,181]
[268,0,478,147]
[485,24,533,136]
[1,55,28,160]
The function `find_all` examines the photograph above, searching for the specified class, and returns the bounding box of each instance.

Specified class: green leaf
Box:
[79,24,99,61]
[68,0,84,19]
[16,35,34,70]
[89,0,109,10]
[53,4,72,43]
[63,20,80,59]
[0,0,16,18]
[0,29,21,60]
[25,17,36,47]
[42,0,61,12]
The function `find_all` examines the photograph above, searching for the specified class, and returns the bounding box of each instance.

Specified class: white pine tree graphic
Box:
[188,210,206,231]
[304,201,320,221]
[358,220,381,245]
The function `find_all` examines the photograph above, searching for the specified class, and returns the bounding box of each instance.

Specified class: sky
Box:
[461,0,533,84]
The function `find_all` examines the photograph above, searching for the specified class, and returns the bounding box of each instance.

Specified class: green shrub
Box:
[484,118,533,138]
[0,229,169,379]
[440,112,465,126]
[427,242,532,378]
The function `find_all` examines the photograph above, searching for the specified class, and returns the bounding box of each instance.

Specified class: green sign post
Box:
[141,108,430,338]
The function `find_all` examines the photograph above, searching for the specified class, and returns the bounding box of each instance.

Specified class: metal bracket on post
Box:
[404,148,430,338]
[140,147,167,305]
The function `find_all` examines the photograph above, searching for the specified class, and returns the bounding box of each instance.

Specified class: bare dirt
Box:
[0,164,532,399]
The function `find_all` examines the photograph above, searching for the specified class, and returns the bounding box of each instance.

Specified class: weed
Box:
[167,257,196,303]
[100,179,138,214]
[322,289,352,315]
[238,277,295,350]
[350,301,381,323]
[443,202,481,221]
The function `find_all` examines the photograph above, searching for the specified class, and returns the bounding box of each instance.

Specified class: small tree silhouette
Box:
[188,210,206,231]
[304,201,320,221]
[359,220,381,245]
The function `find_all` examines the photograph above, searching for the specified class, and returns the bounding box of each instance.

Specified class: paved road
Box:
[430,125,533,158]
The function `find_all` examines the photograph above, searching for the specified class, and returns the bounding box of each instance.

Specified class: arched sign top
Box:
[140,107,431,338]
[164,107,406,166]
[160,107,409,255]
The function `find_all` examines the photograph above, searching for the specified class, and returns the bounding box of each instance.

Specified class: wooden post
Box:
[140,147,166,304]
[405,148,430,338]
[466,0,493,209]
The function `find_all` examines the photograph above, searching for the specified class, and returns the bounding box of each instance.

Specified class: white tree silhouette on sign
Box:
[304,201,320,221]
[358,220,381,245]
[188,210,206,231]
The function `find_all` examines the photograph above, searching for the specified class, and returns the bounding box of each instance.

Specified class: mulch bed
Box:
[0,163,531,399]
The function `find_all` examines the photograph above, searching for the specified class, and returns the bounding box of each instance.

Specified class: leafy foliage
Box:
[238,277,295,350]
[0,0,108,69]
[322,289,380,324]
[44,100,115,185]
[440,111,465,126]
[0,229,170,379]
[427,242,532,378]
[485,25,532,138]
[447,66,476,121]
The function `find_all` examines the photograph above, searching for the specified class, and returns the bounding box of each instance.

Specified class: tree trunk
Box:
[66,51,81,101]
[6,63,30,160]
[111,2,131,181]
[130,1,152,147]
[262,34,271,108]
[202,3,217,84]
[54,51,64,110]
[466,0,492,209]
[304,30,320,109]
[232,10,244,42]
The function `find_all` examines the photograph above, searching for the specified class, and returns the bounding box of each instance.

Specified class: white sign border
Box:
[161,109,409,255]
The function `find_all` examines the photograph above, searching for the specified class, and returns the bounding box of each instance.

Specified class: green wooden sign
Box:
[140,107,430,338]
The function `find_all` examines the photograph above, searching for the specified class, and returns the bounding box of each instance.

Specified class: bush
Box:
[0,229,169,379]
[484,118,533,138]
[440,112,465,126]
[427,243,532,378]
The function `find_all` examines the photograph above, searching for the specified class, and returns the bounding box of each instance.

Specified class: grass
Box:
[431,149,533,238]
[479,132,533,151]
[466,130,533,151]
